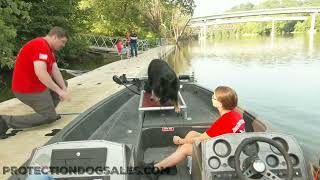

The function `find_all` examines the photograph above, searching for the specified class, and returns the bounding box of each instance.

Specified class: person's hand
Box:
[173,136,183,145]
[58,89,71,102]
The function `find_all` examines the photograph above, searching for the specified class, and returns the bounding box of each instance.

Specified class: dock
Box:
[0,45,174,179]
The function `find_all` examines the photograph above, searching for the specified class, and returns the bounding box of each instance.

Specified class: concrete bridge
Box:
[189,7,320,38]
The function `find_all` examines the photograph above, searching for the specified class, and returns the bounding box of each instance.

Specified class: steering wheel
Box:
[234,137,293,180]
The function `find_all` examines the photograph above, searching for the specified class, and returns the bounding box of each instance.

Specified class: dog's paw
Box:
[174,106,181,113]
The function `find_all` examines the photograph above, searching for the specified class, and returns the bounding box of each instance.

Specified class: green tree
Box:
[228,2,254,12]
[0,0,30,68]
[140,0,195,42]
[16,0,90,65]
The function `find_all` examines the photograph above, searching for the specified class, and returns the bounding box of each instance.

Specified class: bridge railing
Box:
[190,7,320,22]
[75,34,151,52]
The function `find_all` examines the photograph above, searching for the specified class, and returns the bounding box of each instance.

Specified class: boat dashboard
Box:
[192,132,311,180]
[25,132,312,180]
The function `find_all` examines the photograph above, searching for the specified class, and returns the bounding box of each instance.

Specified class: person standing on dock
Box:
[125,31,131,58]
[0,26,70,139]
[130,31,138,57]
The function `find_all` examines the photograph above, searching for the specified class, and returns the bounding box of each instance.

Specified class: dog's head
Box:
[159,75,179,105]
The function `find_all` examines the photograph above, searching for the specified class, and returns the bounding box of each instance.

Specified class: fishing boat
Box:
[17,74,318,180]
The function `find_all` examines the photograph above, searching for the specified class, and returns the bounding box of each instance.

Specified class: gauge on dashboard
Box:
[266,154,279,168]
[270,137,289,155]
[213,139,231,157]
[243,142,259,157]
[289,153,299,167]
[208,156,221,169]
[227,156,235,169]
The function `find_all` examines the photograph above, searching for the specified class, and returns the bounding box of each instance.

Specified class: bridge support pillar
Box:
[271,19,275,38]
[199,25,207,40]
[310,13,317,34]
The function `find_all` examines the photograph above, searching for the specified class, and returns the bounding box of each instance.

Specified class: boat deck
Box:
[143,146,191,180]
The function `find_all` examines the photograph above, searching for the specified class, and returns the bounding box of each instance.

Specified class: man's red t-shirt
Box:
[12,37,56,93]
[206,110,246,138]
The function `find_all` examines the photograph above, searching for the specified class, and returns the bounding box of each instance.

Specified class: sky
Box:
[193,0,265,17]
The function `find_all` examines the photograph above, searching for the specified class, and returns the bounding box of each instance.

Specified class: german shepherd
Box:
[145,59,180,112]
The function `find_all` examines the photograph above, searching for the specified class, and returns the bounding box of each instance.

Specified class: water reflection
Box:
[166,44,192,75]
[167,34,320,162]
[308,32,314,57]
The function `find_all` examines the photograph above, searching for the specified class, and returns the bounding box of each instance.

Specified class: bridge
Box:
[76,34,151,53]
[189,7,320,38]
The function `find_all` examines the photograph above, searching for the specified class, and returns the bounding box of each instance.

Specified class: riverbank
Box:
[0,45,174,179]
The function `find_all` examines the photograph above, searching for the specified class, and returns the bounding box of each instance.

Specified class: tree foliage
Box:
[0,0,195,68]
[0,0,30,68]
[16,0,90,64]
[78,0,195,42]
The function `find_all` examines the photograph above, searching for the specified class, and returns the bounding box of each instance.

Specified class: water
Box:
[167,34,320,162]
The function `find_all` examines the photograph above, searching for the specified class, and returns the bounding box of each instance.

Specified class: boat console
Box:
[192,132,311,180]
[27,140,128,180]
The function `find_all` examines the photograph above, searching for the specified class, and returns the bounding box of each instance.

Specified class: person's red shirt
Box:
[116,41,123,53]
[206,110,245,138]
[12,37,56,93]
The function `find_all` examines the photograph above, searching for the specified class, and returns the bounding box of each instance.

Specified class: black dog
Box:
[145,59,180,112]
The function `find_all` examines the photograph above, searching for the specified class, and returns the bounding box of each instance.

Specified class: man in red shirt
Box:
[145,86,245,180]
[0,27,70,139]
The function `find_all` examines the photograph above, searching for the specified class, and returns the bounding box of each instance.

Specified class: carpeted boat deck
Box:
[142,146,191,180]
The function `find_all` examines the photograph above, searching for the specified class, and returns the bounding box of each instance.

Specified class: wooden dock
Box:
[0,45,174,179]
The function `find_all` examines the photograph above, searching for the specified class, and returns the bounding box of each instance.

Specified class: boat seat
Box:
[243,111,254,132]
[191,141,202,180]
[138,90,189,120]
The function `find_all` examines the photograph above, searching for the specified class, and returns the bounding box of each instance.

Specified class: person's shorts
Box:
[121,48,128,54]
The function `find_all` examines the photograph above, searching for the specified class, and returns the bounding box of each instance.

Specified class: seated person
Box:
[145,86,246,180]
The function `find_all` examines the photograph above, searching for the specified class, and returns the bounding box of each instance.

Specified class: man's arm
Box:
[130,36,137,40]
[34,61,69,101]
[51,63,66,90]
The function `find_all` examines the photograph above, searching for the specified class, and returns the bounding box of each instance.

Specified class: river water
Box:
[167,34,320,162]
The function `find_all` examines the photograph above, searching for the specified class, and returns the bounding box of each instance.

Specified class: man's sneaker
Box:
[0,116,9,139]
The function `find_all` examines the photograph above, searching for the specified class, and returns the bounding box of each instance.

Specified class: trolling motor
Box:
[112,74,143,85]
[113,73,194,85]
[112,74,144,95]
[112,74,127,85]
